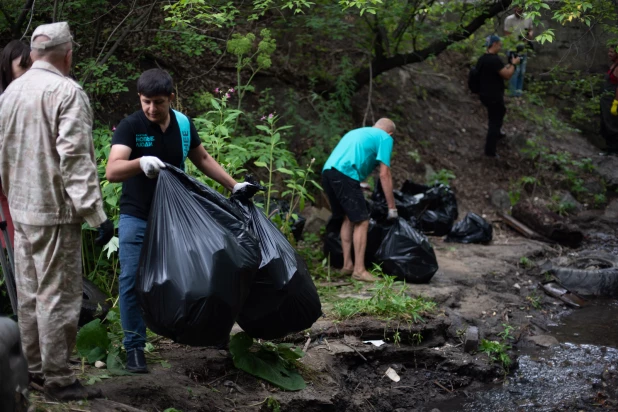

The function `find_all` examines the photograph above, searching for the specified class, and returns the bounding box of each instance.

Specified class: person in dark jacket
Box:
[600,45,618,155]
[477,35,520,157]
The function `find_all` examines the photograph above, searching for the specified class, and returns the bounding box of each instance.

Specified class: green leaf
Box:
[255,125,271,133]
[277,168,294,175]
[106,350,133,376]
[210,99,221,110]
[254,161,268,168]
[76,319,110,363]
[161,360,171,369]
[87,346,107,364]
[229,332,306,391]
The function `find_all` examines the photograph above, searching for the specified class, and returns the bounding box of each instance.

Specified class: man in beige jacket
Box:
[0,22,113,401]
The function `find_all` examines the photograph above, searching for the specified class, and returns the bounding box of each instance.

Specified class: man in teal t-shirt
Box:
[322,118,397,282]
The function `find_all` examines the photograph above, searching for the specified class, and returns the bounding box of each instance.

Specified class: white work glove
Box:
[233,182,252,194]
[140,156,165,179]
[387,209,399,220]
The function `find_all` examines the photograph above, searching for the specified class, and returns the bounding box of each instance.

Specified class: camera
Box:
[507,44,525,63]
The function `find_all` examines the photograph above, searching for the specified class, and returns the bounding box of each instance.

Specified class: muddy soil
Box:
[36,226,591,412]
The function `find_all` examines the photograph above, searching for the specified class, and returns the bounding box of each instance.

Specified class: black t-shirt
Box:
[478,53,506,98]
[111,109,201,220]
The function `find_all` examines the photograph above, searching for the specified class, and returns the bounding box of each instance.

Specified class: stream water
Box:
[428,299,618,411]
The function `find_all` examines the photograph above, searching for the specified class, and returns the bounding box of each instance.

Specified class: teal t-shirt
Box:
[323,127,393,181]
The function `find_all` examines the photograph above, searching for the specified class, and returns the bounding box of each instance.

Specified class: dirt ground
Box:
[30,224,589,412]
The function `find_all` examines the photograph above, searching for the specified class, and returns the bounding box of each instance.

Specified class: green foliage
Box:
[498,323,514,341]
[76,319,110,364]
[266,397,281,412]
[74,57,139,110]
[408,150,422,164]
[427,169,456,186]
[549,194,576,216]
[229,332,306,391]
[594,193,607,207]
[527,293,542,309]
[333,275,436,322]
[479,339,512,371]
[519,256,535,269]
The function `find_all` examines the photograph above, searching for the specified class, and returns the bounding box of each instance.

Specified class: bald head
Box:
[374,118,396,135]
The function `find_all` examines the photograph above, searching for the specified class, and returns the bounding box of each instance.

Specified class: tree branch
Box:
[352,0,512,90]
[12,0,34,39]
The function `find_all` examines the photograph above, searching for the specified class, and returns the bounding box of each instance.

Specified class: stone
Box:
[491,189,511,211]
[603,199,618,220]
[464,326,479,353]
[593,155,618,189]
[559,191,583,214]
[94,360,106,369]
[301,206,331,234]
[526,335,559,348]
[584,179,605,195]
[513,283,521,290]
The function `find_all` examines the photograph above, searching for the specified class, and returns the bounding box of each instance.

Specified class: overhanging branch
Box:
[353,0,512,90]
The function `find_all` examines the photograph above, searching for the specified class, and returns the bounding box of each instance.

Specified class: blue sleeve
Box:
[376,134,393,167]
[188,118,201,149]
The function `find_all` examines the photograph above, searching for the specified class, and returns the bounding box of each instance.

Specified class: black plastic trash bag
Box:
[371,180,457,236]
[376,218,439,283]
[415,184,458,236]
[446,213,493,244]
[137,166,261,347]
[323,216,386,269]
[231,198,322,340]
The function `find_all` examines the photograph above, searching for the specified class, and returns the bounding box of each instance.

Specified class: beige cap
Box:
[31,22,72,50]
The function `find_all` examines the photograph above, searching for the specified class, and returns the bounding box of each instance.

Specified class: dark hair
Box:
[0,40,31,93]
[137,69,174,97]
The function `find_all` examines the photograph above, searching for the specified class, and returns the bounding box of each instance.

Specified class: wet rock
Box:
[464,326,479,353]
[526,335,559,348]
[491,189,511,211]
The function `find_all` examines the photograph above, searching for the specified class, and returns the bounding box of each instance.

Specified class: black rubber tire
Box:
[79,278,110,327]
[0,317,28,412]
[552,251,618,297]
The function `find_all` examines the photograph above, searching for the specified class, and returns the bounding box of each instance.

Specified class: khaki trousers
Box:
[14,222,82,388]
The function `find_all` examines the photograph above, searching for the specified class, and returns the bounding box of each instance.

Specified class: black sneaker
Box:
[45,379,102,401]
[126,348,148,373]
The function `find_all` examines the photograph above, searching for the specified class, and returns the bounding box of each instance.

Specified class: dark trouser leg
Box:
[481,97,506,156]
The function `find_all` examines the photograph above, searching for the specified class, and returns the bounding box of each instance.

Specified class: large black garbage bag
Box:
[323,216,386,269]
[446,213,493,244]
[371,180,458,236]
[376,218,439,283]
[137,166,261,346]
[415,184,458,236]
[231,198,322,340]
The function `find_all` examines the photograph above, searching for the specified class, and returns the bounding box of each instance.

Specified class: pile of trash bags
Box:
[137,166,321,346]
[323,180,493,283]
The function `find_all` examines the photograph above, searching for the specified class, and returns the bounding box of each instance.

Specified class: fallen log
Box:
[512,201,583,247]
[498,212,545,241]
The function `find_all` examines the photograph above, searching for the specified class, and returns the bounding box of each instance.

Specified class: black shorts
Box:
[322,168,369,223]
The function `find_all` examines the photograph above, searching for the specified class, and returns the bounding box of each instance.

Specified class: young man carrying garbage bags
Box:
[322,119,398,282]
[106,69,259,373]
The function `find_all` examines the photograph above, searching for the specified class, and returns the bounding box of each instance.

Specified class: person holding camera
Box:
[504,6,533,97]
[476,35,520,158]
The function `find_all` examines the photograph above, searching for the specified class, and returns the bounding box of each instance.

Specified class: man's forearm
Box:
[106,159,142,183]
[379,172,396,210]
[196,154,236,191]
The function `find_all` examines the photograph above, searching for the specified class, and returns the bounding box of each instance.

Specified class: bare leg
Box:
[341,216,354,273]
[352,220,374,281]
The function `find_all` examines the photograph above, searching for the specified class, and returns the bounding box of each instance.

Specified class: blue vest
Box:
[173,109,191,170]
